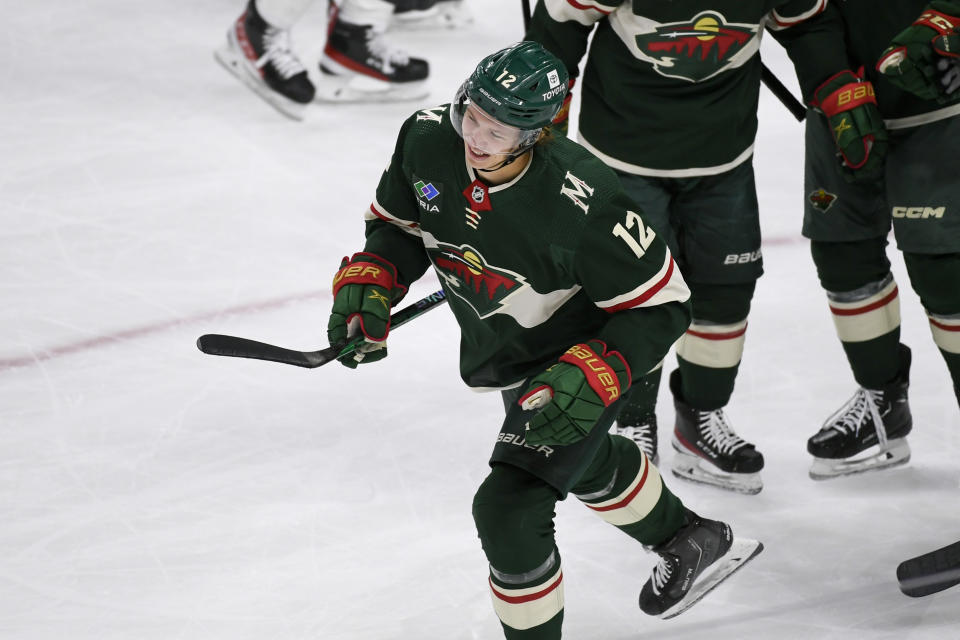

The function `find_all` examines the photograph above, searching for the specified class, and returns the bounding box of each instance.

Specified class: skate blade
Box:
[214,46,307,121]
[660,538,764,620]
[671,450,763,495]
[390,6,474,30]
[808,438,910,481]
[314,74,429,104]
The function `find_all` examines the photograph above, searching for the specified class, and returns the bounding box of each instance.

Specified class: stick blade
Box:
[897,540,960,597]
[197,334,334,368]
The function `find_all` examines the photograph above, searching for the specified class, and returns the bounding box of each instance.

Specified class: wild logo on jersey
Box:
[429,242,525,318]
[635,12,757,82]
[808,188,838,212]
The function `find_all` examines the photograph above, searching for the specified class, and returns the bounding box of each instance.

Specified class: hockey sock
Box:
[573,433,685,546]
[472,464,565,639]
[674,281,754,409]
[903,251,960,402]
[812,239,902,388]
[616,365,662,425]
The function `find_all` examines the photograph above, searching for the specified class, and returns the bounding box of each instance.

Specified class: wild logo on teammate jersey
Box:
[428,242,524,318]
[635,11,757,82]
[808,188,838,212]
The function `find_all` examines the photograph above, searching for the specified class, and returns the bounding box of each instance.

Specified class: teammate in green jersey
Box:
[327,41,762,639]
[525,0,866,494]
[801,1,960,480]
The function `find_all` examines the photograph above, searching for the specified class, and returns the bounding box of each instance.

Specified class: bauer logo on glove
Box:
[518,340,631,446]
[327,252,407,369]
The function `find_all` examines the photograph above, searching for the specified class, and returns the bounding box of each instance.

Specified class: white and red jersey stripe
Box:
[767,0,828,31]
[677,319,748,369]
[595,252,691,313]
[576,444,663,527]
[543,0,615,26]
[828,276,901,343]
[489,565,564,631]
[366,198,421,237]
[927,311,960,355]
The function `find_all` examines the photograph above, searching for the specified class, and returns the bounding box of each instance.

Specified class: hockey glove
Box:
[811,69,888,183]
[327,252,406,369]
[519,340,631,446]
[877,2,960,102]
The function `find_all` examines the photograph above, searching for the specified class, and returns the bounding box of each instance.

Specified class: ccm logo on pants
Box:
[891,206,945,219]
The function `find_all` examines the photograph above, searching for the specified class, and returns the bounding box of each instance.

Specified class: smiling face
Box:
[459,103,526,171]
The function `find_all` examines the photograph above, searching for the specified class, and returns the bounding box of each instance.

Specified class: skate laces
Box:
[828,388,888,445]
[259,27,306,79]
[650,556,674,596]
[623,423,655,457]
[698,410,748,455]
[366,30,411,73]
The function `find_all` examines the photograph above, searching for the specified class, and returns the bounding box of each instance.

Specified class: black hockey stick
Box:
[196,289,448,369]
[519,1,807,122]
[897,539,960,597]
[760,64,807,122]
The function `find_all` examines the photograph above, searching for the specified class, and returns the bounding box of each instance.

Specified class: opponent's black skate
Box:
[669,371,764,494]
[615,412,658,465]
[317,7,429,102]
[214,0,316,119]
[639,509,763,619]
[807,344,912,480]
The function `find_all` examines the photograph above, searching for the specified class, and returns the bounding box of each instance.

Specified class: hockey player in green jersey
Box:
[525,0,868,494]
[326,41,762,638]
[801,1,960,480]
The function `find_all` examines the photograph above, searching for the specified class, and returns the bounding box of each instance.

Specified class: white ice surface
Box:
[1,2,958,639]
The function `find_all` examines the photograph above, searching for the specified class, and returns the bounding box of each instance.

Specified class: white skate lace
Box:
[366,31,411,75]
[825,388,888,446]
[650,556,673,596]
[258,27,306,79]
[698,410,748,455]
[620,424,656,459]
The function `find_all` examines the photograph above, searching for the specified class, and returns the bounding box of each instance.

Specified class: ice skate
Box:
[639,509,763,619]
[807,345,912,480]
[317,4,429,103]
[390,0,474,31]
[214,1,315,120]
[668,371,764,494]
[615,413,659,465]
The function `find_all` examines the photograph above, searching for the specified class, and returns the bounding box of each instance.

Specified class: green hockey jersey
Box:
[526,0,847,176]
[828,0,960,128]
[360,105,691,390]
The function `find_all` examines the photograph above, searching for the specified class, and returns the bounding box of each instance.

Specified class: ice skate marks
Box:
[658,538,763,619]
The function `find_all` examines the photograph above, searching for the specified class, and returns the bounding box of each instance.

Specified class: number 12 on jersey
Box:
[612,211,656,259]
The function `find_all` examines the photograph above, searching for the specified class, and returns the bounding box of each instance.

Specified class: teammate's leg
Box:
[903,251,960,407]
[317,0,430,102]
[473,464,565,640]
[215,0,316,118]
[572,433,761,618]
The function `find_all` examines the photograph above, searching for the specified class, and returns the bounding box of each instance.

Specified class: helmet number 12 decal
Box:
[496,69,517,88]
[612,211,656,259]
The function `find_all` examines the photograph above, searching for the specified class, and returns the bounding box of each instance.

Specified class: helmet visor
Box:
[451,82,541,157]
